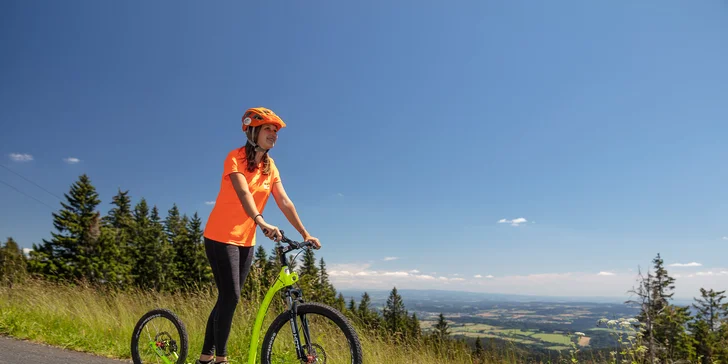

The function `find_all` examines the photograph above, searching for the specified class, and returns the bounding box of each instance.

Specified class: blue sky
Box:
[1,1,727,299]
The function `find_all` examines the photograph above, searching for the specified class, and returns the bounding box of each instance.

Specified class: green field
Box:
[423,320,582,352]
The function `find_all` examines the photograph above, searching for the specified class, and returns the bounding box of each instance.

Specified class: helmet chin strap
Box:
[246,127,270,153]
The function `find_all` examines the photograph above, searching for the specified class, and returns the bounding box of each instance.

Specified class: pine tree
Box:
[131,199,155,289]
[434,312,450,340]
[0,237,27,287]
[299,248,318,277]
[358,292,373,323]
[383,286,407,335]
[255,245,268,271]
[151,205,176,291]
[164,205,189,289]
[693,288,727,332]
[172,212,211,291]
[27,174,103,283]
[655,304,694,362]
[268,241,283,272]
[691,288,728,363]
[630,253,684,362]
[100,188,135,288]
[334,293,346,314]
[474,337,485,363]
[409,312,421,340]
[316,257,336,305]
[130,201,175,291]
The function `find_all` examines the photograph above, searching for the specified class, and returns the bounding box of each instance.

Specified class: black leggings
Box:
[201,237,255,357]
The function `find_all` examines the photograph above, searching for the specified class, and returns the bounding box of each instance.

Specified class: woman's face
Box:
[256,124,279,149]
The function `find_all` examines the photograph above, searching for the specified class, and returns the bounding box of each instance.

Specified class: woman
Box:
[197,107,321,364]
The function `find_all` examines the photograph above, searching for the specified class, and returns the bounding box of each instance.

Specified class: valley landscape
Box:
[340,289,646,352]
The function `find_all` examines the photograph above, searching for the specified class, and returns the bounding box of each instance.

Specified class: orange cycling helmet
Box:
[242,107,286,132]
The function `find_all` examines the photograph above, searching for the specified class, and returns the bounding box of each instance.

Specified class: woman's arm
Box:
[230,173,282,241]
[271,180,321,248]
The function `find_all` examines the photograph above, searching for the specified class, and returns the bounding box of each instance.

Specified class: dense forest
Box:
[2,173,727,363]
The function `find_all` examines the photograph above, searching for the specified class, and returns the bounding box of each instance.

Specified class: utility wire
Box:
[0,163,63,201]
[0,177,57,211]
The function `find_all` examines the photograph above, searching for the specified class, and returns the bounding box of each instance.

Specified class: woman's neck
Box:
[254,150,265,163]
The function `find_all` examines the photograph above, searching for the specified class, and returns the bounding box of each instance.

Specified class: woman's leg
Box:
[200,238,255,362]
[200,237,223,361]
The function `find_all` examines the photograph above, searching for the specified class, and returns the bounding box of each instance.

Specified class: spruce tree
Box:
[434,312,450,341]
[27,174,102,283]
[130,199,152,288]
[101,188,135,288]
[164,205,189,289]
[171,212,210,291]
[334,293,346,314]
[383,286,407,335]
[151,205,176,291]
[299,248,318,277]
[409,312,421,340]
[631,253,683,362]
[268,241,283,272]
[317,257,336,305]
[0,237,27,287]
[474,337,485,362]
[358,292,373,323]
[693,288,727,332]
[131,201,175,291]
[691,288,728,363]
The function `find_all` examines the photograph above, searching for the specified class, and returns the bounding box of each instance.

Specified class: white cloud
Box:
[327,263,728,298]
[669,262,702,267]
[337,192,344,197]
[383,257,398,261]
[63,157,80,164]
[498,217,527,227]
[205,201,215,205]
[9,153,33,162]
[22,248,31,257]
[722,237,728,241]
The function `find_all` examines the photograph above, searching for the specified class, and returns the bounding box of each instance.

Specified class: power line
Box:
[0,163,63,201]
[0,177,57,211]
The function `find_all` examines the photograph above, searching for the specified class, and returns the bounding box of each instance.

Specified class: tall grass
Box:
[0,278,488,363]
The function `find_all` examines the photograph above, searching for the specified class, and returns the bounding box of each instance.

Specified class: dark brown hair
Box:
[244,126,271,174]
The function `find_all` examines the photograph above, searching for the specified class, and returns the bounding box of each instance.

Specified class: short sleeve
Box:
[270,158,281,184]
[223,149,242,176]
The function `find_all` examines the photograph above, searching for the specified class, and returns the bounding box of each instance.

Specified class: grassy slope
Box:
[0,279,483,364]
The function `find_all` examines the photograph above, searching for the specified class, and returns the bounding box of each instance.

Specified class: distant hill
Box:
[337,288,695,308]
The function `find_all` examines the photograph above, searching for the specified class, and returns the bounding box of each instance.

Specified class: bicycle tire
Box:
[261,302,363,364]
[130,308,189,364]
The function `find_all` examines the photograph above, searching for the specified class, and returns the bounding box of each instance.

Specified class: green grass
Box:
[532,333,572,345]
[0,279,481,364]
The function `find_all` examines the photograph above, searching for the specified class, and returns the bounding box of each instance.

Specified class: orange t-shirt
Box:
[203,147,281,247]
